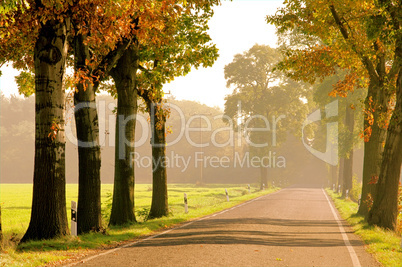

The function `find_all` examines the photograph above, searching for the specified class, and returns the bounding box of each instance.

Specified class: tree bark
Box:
[357,82,388,217]
[342,105,355,197]
[109,46,138,225]
[73,34,102,234]
[148,102,169,219]
[21,18,70,242]
[367,71,402,230]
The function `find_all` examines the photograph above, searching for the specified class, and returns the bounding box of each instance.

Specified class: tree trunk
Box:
[329,164,338,187]
[109,47,138,225]
[260,166,268,189]
[73,34,102,234]
[338,157,344,192]
[0,206,3,250]
[342,105,355,197]
[329,4,390,217]
[148,103,169,219]
[342,150,353,197]
[357,82,388,217]
[367,72,402,230]
[21,19,70,242]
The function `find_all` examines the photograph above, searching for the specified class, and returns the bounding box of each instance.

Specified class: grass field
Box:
[326,189,402,267]
[0,183,277,266]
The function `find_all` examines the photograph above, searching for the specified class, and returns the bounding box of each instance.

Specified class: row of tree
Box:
[267,0,402,231]
[220,44,367,194]
[0,0,221,242]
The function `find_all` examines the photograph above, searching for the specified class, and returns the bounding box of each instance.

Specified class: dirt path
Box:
[69,185,379,266]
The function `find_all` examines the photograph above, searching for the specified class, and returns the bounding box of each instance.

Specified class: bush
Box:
[136,208,150,222]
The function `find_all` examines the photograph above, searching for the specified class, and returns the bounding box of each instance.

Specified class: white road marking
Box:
[322,188,361,267]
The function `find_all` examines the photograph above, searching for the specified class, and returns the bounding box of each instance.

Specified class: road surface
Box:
[70,185,379,266]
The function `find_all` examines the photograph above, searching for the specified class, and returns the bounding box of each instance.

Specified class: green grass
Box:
[0,183,278,266]
[326,189,402,267]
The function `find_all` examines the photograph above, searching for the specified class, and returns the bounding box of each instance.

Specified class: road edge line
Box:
[322,188,361,267]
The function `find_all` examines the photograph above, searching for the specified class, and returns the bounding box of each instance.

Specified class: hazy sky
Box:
[0,0,283,109]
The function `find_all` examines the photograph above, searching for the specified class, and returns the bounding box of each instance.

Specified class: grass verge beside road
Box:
[0,184,278,267]
[326,189,402,267]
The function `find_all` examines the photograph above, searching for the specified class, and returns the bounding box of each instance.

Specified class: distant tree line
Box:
[1,93,326,184]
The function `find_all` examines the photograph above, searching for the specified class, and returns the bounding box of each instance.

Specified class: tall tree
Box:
[109,45,139,225]
[136,4,219,219]
[313,73,365,197]
[138,88,169,219]
[342,104,355,196]
[0,1,72,241]
[367,71,401,230]
[71,10,133,233]
[107,0,220,223]
[367,0,402,229]
[224,44,310,189]
[23,18,70,241]
[73,32,103,233]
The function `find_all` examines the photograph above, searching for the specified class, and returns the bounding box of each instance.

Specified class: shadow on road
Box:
[130,217,360,249]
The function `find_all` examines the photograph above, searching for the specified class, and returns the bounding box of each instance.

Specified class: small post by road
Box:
[247,184,251,194]
[333,184,335,191]
[338,185,341,194]
[345,189,349,199]
[184,193,188,213]
[71,201,77,236]
[225,189,229,202]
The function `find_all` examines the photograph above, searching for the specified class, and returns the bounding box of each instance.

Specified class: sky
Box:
[0,0,283,110]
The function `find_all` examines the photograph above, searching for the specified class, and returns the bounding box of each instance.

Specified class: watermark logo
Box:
[64,99,338,169]
[129,151,286,171]
[301,100,338,166]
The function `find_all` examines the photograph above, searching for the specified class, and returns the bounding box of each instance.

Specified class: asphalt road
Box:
[70,185,379,266]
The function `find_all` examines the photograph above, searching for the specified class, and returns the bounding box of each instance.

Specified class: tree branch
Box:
[328,4,379,81]
[93,38,133,82]
[136,87,150,102]
[93,17,140,82]
[388,41,402,80]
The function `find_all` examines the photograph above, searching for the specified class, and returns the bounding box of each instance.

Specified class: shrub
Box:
[136,208,150,222]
